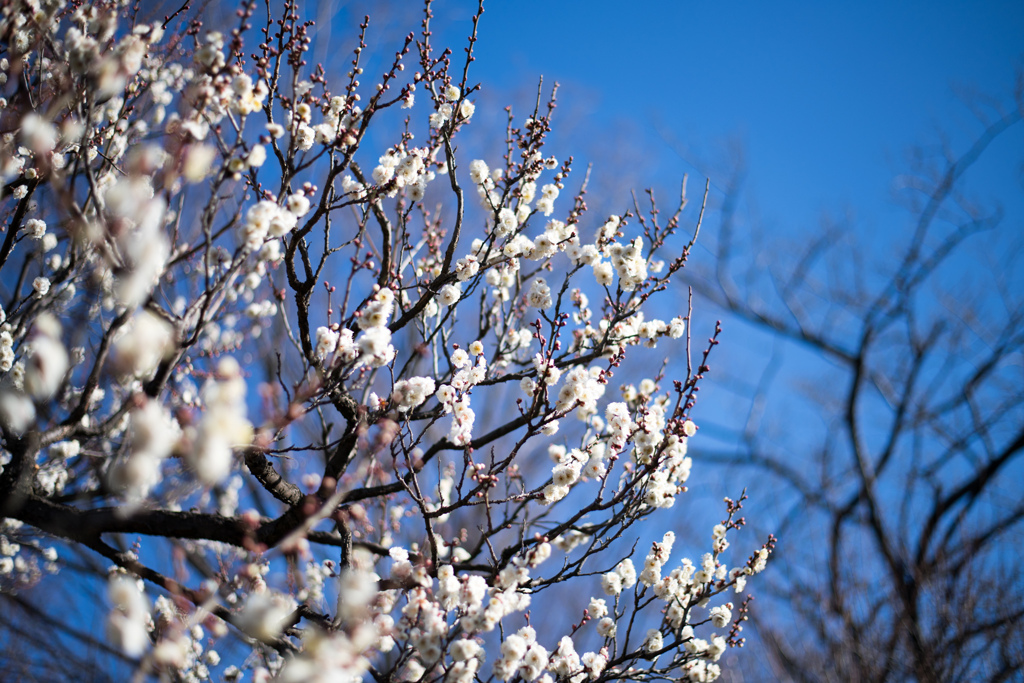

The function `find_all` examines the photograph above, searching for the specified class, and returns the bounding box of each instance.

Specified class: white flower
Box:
[455,255,479,281]
[373,163,394,186]
[438,283,461,306]
[355,326,395,367]
[616,558,637,587]
[0,390,36,435]
[268,207,297,237]
[24,218,46,238]
[104,178,170,309]
[32,277,50,296]
[295,123,316,150]
[521,643,549,680]
[496,207,518,236]
[609,237,648,291]
[186,358,253,486]
[113,310,177,379]
[451,348,470,368]
[550,636,580,678]
[246,145,267,167]
[20,114,58,154]
[469,160,489,185]
[601,571,622,596]
[581,651,607,678]
[451,638,481,662]
[707,635,727,661]
[24,320,68,400]
[358,288,396,329]
[710,604,732,628]
[183,144,217,182]
[235,592,296,641]
[541,481,569,504]
[287,192,311,217]
[109,401,179,501]
[106,574,149,657]
[526,278,552,309]
[392,376,436,411]
[644,629,664,653]
[315,326,339,359]
[501,634,528,662]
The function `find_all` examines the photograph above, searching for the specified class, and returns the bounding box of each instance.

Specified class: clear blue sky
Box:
[319,0,1023,240]
[446,0,1024,230]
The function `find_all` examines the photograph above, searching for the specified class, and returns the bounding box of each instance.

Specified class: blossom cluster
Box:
[0,3,773,682]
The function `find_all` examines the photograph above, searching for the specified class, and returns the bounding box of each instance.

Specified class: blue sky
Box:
[319,0,1023,254]
[451,1,1024,230]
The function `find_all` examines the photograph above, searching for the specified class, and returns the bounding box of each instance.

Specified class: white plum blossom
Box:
[106,574,149,657]
[356,326,396,367]
[103,177,170,309]
[246,145,267,167]
[601,570,623,596]
[0,390,35,435]
[0,8,775,682]
[359,287,396,329]
[24,218,46,238]
[392,377,436,411]
[606,402,635,450]
[593,260,615,287]
[438,283,461,306]
[536,183,559,216]
[609,236,649,291]
[113,310,177,379]
[468,159,489,185]
[242,199,298,247]
[526,278,553,309]
[455,255,480,281]
[24,315,68,400]
[185,357,253,486]
[710,604,732,628]
[315,326,340,359]
[108,400,179,502]
[235,591,297,642]
[549,636,581,679]
[496,207,518,236]
[670,316,686,339]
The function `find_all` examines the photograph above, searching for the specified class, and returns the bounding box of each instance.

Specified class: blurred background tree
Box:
[688,93,1024,681]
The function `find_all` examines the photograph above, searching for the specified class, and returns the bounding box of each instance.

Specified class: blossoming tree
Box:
[0,0,774,680]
